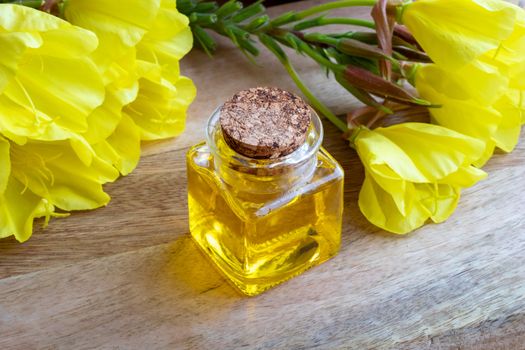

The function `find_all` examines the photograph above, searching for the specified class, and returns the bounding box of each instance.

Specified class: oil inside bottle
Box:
[187,129,343,296]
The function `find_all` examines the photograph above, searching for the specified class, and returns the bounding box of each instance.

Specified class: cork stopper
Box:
[220,87,311,159]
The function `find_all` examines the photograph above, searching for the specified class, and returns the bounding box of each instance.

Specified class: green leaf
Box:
[193,25,217,56]
[215,0,242,18]
[232,0,265,23]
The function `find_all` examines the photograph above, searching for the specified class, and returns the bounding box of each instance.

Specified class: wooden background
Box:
[1,1,524,349]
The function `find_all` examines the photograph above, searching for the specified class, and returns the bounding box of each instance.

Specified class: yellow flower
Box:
[127,0,196,140]
[0,135,9,194]
[1,134,59,242]
[415,63,523,166]
[136,0,193,73]
[0,132,118,242]
[65,0,196,141]
[123,60,196,140]
[92,114,142,176]
[83,50,139,145]
[353,123,486,234]
[0,175,57,243]
[80,50,143,175]
[0,4,126,242]
[0,4,105,143]
[401,0,518,70]
[64,0,161,69]
[10,140,118,212]
[481,7,525,89]
[0,2,197,243]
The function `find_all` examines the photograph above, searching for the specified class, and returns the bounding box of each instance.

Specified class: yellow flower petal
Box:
[492,91,523,151]
[64,0,196,142]
[354,127,420,215]
[414,183,460,224]
[356,123,485,182]
[416,62,507,106]
[481,8,525,88]
[402,0,517,69]
[124,60,196,140]
[509,65,525,91]
[64,0,161,68]
[0,135,10,194]
[416,63,523,161]
[359,172,429,234]
[416,64,501,159]
[473,140,497,168]
[102,49,140,102]
[36,25,98,59]
[0,4,105,141]
[353,127,424,181]
[3,55,105,134]
[0,32,41,92]
[439,164,487,188]
[83,50,140,145]
[94,114,141,176]
[0,176,55,242]
[10,140,118,211]
[0,94,73,143]
[83,88,126,145]
[376,123,485,180]
[354,123,487,234]
[0,4,99,88]
[136,0,193,69]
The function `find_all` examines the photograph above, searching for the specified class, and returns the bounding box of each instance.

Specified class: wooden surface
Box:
[1,1,525,349]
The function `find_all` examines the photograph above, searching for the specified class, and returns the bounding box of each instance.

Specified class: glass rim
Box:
[205,105,324,168]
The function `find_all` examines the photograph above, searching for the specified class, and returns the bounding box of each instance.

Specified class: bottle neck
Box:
[206,107,323,194]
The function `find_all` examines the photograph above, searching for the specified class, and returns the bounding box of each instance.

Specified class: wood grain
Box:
[1,1,524,349]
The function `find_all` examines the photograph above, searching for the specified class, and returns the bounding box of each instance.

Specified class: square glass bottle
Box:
[187,89,344,296]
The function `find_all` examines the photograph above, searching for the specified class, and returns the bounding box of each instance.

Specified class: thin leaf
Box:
[343,65,432,106]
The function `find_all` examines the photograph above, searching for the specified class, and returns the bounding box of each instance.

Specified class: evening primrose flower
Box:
[400,0,518,70]
[64,0,161,69]
[0,4,105,144]
[136,0,193,73]
[415,63,523,166]
[80,50,143,175]
[353,123,486,234]
[0,175,57,243]
[123,60,196,140]
[125,0,196,140]
[92,114,142,176]
[85,55,193,174]
[1,134,58,242]
[0,133,118,242]
[481,7,525,90]
[9,140,118,212]
[65,0,196,141]
[0,4,125,242]
[82,50,139,146]
[124,0,196,140]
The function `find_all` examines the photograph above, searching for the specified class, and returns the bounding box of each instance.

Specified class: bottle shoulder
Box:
[316,147,345,181]
[187,142,343,217]
[187,142,343,178]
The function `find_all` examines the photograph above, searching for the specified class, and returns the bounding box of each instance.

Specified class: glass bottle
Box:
[187,98,344,296]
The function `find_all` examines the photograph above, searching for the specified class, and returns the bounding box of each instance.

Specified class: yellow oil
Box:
[187,141,343,296]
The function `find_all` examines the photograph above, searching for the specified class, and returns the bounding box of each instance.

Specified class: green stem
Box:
[282,59,348,133]
[295,0,377,19]
[285,34,343,72]
[303,33,339,47]
[294,17,376,31]
[271,0,377,27]
[4,0,43,7]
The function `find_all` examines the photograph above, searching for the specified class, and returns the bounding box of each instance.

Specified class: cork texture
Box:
[220,87,311,159]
